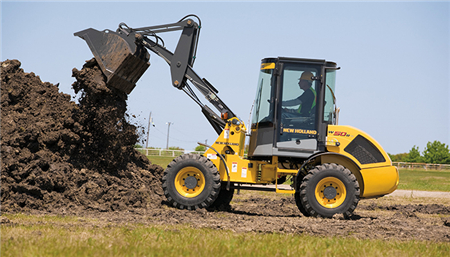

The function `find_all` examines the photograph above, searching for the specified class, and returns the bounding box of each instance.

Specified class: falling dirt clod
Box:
[1,59,164,213]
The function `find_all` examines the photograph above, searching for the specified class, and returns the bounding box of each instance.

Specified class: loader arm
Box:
[136,32,236,133]
[75,16,236,134]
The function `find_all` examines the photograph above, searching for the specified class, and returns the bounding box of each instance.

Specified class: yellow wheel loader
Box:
[75,15,399,218]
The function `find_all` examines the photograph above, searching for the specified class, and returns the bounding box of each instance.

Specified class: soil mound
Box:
[1,59,164,213]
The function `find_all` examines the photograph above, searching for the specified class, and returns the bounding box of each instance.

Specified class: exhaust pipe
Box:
[74,28,150,94]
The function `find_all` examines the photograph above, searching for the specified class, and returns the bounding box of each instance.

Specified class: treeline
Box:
[388,140,450,164]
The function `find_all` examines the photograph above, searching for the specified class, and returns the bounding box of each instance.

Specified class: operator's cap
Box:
[299,71,313,81]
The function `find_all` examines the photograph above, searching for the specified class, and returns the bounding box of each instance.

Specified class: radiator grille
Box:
[344,135,385,164]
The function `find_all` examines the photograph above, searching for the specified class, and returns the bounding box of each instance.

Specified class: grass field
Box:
[147,155,450,192]
[4,157,448,257]
[148,155,174,168]
[2,214,449,257]
[397,169,450,192]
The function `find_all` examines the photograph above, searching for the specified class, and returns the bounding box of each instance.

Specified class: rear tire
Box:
[294,167,310,217]
[207,183,234,211]
[299,163,360,218]
[162,154,221,210]
[294,191,311,217]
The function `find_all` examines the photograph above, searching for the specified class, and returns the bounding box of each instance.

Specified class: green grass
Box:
[397,169,450,192]
[2,213,449,257]
[147,155,176,168]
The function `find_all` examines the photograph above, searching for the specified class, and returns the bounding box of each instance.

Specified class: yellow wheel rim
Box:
[174,167,205,198]
[315,177,346,208]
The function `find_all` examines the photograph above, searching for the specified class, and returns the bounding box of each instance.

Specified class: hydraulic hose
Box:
[197,142,231,191]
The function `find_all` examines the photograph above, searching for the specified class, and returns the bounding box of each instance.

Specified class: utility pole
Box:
[146,112,153,149]
[166,122,173,150]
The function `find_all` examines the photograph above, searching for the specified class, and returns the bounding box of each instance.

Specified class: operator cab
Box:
[248,57,339,160]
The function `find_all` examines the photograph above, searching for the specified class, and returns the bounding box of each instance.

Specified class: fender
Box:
[297,151,364,196]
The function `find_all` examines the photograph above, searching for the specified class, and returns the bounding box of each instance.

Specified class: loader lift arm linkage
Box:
[75,15,236,134]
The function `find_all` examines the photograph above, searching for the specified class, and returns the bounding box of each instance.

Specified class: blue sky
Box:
[2,0,449,154]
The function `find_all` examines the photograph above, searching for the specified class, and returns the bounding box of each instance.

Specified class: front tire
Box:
[299,163,360,218]
[162,154,221,210]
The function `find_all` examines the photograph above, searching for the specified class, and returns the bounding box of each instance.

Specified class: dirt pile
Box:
[1,59,164,213]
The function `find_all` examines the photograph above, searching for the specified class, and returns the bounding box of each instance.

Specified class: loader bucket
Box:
[74,28,150,94]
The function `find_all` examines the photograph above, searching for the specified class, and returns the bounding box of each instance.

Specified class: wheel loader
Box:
[75,15,399,218]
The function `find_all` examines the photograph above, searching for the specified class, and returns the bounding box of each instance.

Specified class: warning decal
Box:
[232,162,238,173]
[241,167,247,178]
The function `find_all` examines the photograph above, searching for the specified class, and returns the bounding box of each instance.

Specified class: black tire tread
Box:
[162,153,221,210]
[294,169,310,217]
[299,163,360,218]
[207,183,234,211]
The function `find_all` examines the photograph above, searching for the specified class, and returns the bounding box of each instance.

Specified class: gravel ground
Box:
[387,189,450,198]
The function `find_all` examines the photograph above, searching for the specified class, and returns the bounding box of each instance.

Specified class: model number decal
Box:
[329,131,351,137]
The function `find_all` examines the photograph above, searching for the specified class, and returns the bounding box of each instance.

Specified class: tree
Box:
[168,146,184,150]
[405,145,424,163]
[388,152,408,162]
[422,141,450,164]
[195,145,206,152]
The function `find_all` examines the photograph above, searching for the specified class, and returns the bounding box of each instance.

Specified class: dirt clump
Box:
[1,59,164,213]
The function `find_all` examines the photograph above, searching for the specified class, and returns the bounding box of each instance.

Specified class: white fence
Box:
[136,148,205,157]
[136,149,450,170]
[393,162,450,171]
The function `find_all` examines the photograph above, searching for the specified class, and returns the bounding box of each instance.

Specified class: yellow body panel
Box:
[204,118,255,183]
[276,188,295,194]
[326,125,399,198]
[360,166,399,197]
[220,155,258,183]
[204,118,280,184]
[326,125,391,169]
[261,62,275,70]
[204,121,399,198]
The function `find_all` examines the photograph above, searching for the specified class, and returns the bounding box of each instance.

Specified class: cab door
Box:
[248,60,278,157]
[276,62,321,154]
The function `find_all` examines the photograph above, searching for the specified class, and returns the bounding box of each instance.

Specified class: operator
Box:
[282,71,317,116]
